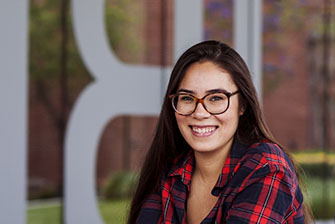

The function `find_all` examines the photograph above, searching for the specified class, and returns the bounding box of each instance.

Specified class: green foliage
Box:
[105,0,144,63]
[102,171,138,200]
[293,151,335,219]
[29,0,91,85]
[305,177,335,219]
[300,163,334,178]
[29,0,61,81]
[294,151,335,178]
[28,186,59,200]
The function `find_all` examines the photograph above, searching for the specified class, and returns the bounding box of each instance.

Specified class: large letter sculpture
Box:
[233,0,263,99]
[65,0,203,223]
[0,1,29,224]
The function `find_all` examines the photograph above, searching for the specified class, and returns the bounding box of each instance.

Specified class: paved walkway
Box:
[316,221,335,224]
[27,198,61,210]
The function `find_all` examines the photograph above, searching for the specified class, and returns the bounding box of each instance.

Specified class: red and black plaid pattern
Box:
[137,140,304,224]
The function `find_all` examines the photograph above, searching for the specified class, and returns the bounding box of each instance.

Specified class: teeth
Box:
[192,127,216,134]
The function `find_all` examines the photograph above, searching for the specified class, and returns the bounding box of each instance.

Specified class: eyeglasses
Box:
[169,90,239,116]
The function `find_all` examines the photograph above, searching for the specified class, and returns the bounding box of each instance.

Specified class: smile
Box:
[189,125,218,137]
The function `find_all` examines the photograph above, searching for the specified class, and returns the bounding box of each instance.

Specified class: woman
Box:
[128,40,313,223]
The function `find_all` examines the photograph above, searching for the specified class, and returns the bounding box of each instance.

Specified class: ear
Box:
[238,96,247,116]
[239,104,246,116]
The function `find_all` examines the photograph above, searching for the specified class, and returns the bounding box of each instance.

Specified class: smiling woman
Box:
[127,40,314,224]
[174,62,240,157]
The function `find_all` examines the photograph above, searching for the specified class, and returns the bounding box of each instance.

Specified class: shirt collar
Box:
[167,139,248,194]
[211,140,248,195]
[168,149,194,188]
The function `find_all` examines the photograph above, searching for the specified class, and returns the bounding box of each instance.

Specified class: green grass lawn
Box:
[28,204,61,224]
[27,200,130,224]
[99,200,130,223]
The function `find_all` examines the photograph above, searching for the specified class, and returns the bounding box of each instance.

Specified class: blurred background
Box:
[4,0,335,223]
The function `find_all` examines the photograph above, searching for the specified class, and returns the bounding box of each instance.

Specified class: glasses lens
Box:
[173,94,195,115]
[204,93,229,114]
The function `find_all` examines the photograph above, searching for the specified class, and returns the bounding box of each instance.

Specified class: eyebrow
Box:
[206,88,229,94]
[177,89,195,94]
[177,88,229,94]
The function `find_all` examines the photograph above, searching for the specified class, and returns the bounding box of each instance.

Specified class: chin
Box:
[186,135,234,155]
[189,144,220,153]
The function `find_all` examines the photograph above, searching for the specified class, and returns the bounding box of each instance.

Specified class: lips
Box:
[189,125,218,137]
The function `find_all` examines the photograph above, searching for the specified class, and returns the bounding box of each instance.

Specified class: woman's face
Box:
[175,61,242,155]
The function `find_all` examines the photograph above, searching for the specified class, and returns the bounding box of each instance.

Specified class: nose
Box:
[191,102,211,119]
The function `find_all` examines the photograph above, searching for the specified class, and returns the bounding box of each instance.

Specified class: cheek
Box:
[227,101,241,122]
[175,113,184,129]
[217,109,240,128]
[175,114,189,135]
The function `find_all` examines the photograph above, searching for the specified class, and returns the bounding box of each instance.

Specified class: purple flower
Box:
[207,2,221,12]
[299,0,307,5]
[221,7,231,18]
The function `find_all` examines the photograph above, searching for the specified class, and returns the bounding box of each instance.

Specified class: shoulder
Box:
[231,141,298,189]
[242,141,295,175]
[226,142,304,222]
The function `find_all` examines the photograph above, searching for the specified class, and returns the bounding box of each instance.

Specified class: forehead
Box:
[178,61,237,94]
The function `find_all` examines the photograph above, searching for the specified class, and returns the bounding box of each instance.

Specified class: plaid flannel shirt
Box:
[137,140,304,224]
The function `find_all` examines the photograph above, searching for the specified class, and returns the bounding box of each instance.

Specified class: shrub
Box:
[102,171,138,200]
[304,177,335,219]
[300,163,334,178]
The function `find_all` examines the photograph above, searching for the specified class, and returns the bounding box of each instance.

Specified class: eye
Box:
[209,95,224,102]
[179,95,194,102]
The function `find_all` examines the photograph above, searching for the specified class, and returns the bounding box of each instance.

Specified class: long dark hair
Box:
[128,40,313,223]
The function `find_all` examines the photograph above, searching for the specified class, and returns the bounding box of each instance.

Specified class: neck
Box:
[193,142,232,184]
